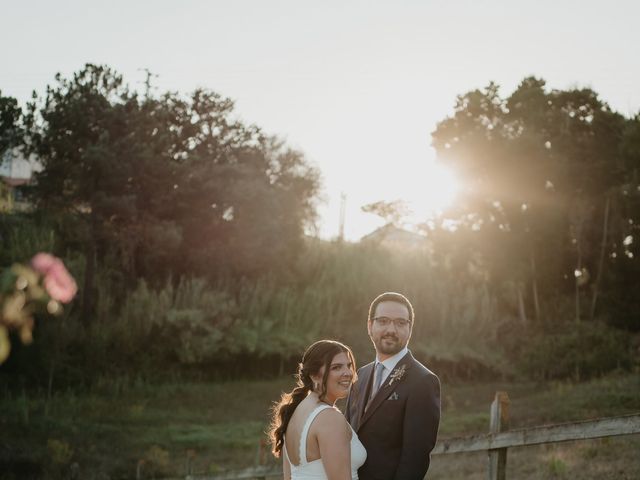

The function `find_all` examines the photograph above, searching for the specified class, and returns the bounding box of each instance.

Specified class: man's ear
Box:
[367,320,372,336]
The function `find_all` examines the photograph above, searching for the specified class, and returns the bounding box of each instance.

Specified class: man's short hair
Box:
[368,292,415,324]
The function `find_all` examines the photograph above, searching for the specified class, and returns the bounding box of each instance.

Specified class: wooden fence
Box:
[169,392,640,480]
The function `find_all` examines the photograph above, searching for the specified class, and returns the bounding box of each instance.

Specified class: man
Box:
[346,292,440,480]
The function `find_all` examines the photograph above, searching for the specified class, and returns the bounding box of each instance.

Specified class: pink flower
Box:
[31,253,57,273]
[31,253,78,304]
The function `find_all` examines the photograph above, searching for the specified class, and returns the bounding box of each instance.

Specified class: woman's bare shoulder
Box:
[313,407,350,436]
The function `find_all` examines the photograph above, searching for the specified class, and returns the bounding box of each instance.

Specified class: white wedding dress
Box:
[284,404,367,480]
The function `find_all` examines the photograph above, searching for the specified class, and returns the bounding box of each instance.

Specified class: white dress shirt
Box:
[375,346,409,385]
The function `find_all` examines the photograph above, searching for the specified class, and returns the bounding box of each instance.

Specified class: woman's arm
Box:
[316,409,353,480]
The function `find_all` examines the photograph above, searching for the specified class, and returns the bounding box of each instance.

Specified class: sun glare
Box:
[350,161,460,239]
[403,163,459,220]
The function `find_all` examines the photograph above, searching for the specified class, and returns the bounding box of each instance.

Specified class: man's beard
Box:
[375,334,405,355]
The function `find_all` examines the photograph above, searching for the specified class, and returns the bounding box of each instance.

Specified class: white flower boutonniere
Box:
[388,364,407,386]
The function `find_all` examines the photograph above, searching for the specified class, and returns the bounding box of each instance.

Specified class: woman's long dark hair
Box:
[268,339,356,458]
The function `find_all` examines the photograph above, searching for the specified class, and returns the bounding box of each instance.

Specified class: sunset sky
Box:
[2,0,639,239]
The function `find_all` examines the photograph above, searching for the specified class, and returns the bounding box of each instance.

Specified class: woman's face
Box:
[314,351,354,404]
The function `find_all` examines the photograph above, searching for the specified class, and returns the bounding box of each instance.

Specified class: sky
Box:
[2,0,639,239]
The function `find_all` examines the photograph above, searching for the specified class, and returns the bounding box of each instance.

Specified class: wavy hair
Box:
[268,339,356,458]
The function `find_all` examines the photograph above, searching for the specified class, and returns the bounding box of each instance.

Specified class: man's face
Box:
[368,300,412,358]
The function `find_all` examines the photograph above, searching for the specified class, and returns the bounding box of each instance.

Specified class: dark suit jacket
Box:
[345,351,440,480]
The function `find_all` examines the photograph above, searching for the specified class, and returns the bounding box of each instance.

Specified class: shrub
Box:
[517,321,633,380]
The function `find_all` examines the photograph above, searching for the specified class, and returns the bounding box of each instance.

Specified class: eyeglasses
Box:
[373,317,411,328]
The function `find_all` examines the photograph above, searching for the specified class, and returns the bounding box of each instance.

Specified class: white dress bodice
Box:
[284,404,367,480]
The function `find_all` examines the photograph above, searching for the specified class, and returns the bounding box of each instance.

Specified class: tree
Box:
[431,77,630,324]
[25,65,139,320]
[0,91,23,155]
[25,64,321,323]
[361,200,411,227]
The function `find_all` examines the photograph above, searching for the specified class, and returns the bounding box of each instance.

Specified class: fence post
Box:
[260,438,267,465]
[487,391,510,480]
[253,438,267,480]
[255,438,268,466]
[185,449,196,477]
[136,459,144,480]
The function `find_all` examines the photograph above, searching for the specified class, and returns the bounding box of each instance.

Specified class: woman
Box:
[269,340,367,480]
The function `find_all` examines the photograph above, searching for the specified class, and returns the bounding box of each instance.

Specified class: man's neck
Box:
[376,346,408,365]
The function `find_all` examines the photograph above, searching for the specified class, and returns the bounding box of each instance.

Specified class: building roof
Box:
[360,223,430,250]
[1,176,30,187]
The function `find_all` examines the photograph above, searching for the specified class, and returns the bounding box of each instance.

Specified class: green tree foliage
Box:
[431,77,638,329]
[3,71,637,385]
[24,64,320,321]
[361,200,411,226]
[0,90,23,154]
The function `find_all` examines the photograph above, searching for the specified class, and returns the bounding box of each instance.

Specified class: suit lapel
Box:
[352,362,374,432]
[358,352,414,431]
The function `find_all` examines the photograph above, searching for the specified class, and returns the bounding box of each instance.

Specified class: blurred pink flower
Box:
[31,253,78,304]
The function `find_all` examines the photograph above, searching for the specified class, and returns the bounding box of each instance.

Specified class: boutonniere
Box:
[388,364,407,385]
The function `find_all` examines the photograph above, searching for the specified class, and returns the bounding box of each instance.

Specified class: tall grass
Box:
[37,239,511,381]
[0,213,56,264]
[3,224,634,384]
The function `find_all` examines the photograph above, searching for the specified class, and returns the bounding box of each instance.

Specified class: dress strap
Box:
[299,404,332,464]
[283,439,291,467]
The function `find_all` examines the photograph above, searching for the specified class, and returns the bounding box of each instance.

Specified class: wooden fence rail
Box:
[435,412,640,454]
[170,392,640,480]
